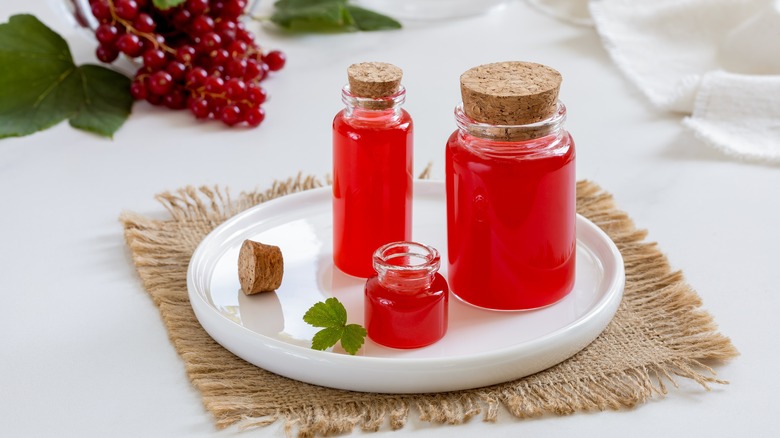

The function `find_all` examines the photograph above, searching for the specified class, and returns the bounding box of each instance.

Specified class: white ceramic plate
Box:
[187,180,625,393]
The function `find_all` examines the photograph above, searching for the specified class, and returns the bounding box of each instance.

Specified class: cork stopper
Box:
[347,62,403,98]
[238,240,284,295]
[460,61,562,125]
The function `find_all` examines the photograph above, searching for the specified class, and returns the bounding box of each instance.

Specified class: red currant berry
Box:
[185,0,209,15]
[215,20,237,43]
[221,0,247,20]
[209,48,230,66]
[90,1,112,22]
[262,50,286,71]
[225,78,247,100]
[148,71,174,95]
[95,24,119,45]
[209,97,227,114]
[116,34,143,57]
[130,80,147,100]
[133,13,156,33]
[96,44,119,63]
[190,15,215,35]
[243,59,262,81]
[176,45,197,64]
[142,49,167,71]
[204,76,225,94]
[244,106,265,127]
[225,58,247,78]
[185,67,209,87]
[164,89,187,110]
[220,104,242,126]
[198,32,222,53]
[172,9,193,27]
[166,61,187,81]
[188,97,211,119]
[246,85,267,105]
[227,40,248,57]
[114,0,140,20]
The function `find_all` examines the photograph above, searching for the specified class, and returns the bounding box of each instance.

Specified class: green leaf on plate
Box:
[303,297,348,328]
[311,326,345,351]
[340,324,367,355]
[303,297,366,355]
[152,0,187,10]
[0,14,132,139]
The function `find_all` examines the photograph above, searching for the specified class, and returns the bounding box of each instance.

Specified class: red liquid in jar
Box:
[333,109,413,277]
[364,272,448,349]
[445,131,576,310]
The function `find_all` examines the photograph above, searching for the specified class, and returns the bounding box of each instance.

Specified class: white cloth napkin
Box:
[527,0,780,163]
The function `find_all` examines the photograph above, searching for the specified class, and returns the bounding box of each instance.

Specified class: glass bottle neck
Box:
[373,242,440,293]
[342,85,406,120]
[454,101,569,158]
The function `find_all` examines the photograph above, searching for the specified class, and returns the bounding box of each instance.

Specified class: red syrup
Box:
[364,242,448,349]
[333,89,413,278]
[445,104,576,310]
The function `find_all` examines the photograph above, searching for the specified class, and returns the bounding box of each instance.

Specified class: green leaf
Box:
[311,326,344,351]
[341,324,367,355]
[345,5,401,31]
[303,297,347,328]
[0,14,132,139]
[271,1,356,33]
[270,0,400,33]
[69,65,133,138]
[0,15,81,138]
[152,0,187,10]
[303,297,366,355]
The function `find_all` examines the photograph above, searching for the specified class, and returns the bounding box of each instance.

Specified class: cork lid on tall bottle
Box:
[460,61,562,126]
[347,62,403,98]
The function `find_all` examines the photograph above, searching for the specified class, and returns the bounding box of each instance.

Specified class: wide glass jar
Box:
[446,62,576,311]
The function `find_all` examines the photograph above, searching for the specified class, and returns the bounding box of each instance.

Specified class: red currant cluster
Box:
[88,0,286,127]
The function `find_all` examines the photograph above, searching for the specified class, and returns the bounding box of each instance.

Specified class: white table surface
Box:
[2,1,778,436]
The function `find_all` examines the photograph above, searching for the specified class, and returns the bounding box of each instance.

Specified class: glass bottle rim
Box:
[372,241,440,275]
[342,85,406,109]
[454,101,567,140]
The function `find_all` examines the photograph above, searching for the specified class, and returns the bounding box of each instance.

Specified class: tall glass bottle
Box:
[333,62,413,278]
[446,62,576,311]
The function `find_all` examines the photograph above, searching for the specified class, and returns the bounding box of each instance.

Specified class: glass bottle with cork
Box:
[446,61,577,311]
[333,62,413,278]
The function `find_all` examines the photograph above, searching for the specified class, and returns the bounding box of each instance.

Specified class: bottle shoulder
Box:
[447,129,574,160]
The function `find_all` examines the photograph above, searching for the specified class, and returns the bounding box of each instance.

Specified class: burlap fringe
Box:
[120,177,737,437]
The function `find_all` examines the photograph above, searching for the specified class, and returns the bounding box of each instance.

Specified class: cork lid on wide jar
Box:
[460,61,562,126]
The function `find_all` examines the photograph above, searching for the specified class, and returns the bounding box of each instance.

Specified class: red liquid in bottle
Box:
[365,273,448,349]
[445,130,576,310]
[333,106,413,278]
[364,242,448,349]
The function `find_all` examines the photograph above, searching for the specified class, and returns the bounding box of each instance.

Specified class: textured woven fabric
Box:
[120,176,737,437]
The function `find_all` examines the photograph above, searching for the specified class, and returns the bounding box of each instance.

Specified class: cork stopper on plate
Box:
[238,240,284,295]
[347,62,403,98]
[460,61,562,125]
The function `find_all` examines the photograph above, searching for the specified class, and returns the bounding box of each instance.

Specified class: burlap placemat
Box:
[120,176,738,437]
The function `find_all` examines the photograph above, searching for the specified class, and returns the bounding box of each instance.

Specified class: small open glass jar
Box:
[364,241,448,349]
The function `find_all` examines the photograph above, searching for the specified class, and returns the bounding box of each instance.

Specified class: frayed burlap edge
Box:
[120,175,738,437]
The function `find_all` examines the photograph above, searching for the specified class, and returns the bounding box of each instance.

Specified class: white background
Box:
[1,0,778,436]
